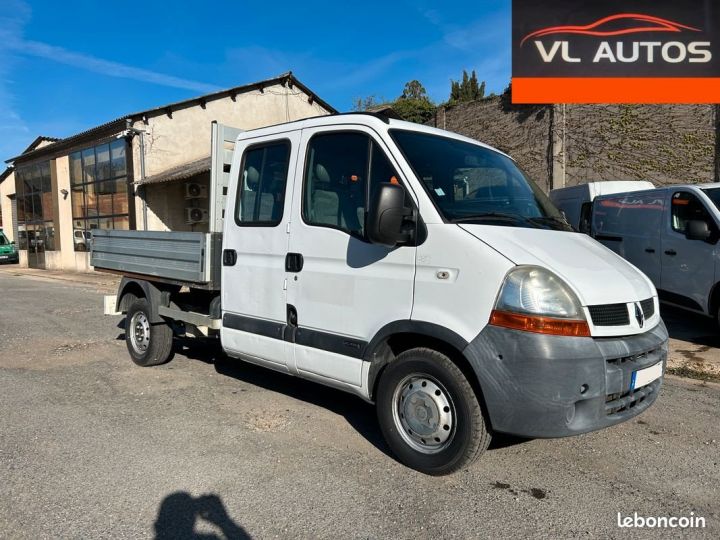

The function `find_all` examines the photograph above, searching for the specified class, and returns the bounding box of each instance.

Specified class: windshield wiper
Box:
[451,212,529,224]
[527,216,572,229]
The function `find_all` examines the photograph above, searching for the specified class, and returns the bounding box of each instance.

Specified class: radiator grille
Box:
[588,303,630,326]
[640,297,655,319]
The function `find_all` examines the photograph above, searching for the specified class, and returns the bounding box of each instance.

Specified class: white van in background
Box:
[550,181,654,233]
[593,184,720,323]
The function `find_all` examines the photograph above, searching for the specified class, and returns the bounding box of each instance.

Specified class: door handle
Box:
[664,249,677,256]
[222,249,237,266]
[644,248,655,253]
[285,252,304,273]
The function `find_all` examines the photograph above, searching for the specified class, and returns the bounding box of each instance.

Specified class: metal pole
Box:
[125,119,148,230]
[138,131,148,230]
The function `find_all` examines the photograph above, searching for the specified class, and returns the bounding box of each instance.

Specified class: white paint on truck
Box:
[102,115,669,475]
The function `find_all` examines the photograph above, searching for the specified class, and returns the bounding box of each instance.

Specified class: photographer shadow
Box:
[154,492,250,540]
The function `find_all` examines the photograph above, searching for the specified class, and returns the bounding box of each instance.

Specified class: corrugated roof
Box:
[136,156,211,185]
[7,72,336,164]
[21,136,60,154]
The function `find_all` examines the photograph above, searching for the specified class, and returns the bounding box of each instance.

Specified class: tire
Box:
[376,348,491,475]
[125,298,174,367]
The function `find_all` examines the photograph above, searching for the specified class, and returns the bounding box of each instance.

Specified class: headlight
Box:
[495,266,583,318]
[490,266,590,337]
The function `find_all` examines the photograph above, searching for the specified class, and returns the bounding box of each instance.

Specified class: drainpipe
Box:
[123,119,148,230]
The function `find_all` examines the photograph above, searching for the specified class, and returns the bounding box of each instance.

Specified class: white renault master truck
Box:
[93,114,668,475]
[594,184,720,323]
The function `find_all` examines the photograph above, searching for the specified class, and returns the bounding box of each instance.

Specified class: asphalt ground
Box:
[0,269,718,538]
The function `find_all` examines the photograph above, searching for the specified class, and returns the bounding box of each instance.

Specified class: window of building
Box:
[235,141,290,226]
[302,132,400,238]
[671,191,712,234]
[15,161,55,251]
[70,139,130,250]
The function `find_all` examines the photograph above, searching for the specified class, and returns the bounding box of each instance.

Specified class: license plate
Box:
[0,255,8,260]
[631,362,663,391]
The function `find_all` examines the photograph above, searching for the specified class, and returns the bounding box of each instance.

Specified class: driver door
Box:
[285,126,417,388]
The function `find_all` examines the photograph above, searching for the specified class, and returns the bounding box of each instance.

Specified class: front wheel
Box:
[125,298,174,366]
[376,348,491,475]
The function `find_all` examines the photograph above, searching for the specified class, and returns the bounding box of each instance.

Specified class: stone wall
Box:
[561,104,716,187]
[429,97,718,192]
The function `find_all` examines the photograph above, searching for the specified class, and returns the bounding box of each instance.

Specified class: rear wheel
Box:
[376,348,491,475]
[125,298,173,366]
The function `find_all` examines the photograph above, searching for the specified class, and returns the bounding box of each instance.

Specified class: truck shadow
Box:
[173,338,530,457]
[661,305,720,347]
[174,338,393,458]
[154,491,250,540]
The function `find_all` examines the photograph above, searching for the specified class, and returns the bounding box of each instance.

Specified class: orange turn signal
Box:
[489,310,591,337]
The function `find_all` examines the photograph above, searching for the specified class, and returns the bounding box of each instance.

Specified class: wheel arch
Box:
[364,321,486,407]
[116,277,173,323]
[708,280,720,318]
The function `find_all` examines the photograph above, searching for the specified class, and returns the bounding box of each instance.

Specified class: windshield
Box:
[0,232,8,245]
[702,187,720,212]
[390,130,572,231]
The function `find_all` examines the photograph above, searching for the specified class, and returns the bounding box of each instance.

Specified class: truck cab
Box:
[97,115,668,475]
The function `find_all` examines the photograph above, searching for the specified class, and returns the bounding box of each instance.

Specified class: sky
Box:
[0,0,511,161]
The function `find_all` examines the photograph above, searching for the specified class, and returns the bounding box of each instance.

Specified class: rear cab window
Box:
[235,140,291,227]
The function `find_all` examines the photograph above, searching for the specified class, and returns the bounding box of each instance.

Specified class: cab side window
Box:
[671,192,711,234]
[303,132,400,238]
[236,141,290,226]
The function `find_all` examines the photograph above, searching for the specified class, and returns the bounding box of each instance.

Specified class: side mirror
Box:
[367,183,413,247]
[686,220,712,241]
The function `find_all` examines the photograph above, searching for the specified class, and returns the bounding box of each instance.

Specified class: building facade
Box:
[3,73,334,272]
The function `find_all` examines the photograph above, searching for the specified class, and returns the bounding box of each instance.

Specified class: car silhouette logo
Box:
[521,13,701,46]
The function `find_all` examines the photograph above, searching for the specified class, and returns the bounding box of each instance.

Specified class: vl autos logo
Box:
[521,13,712,65]
[511,0,720,103]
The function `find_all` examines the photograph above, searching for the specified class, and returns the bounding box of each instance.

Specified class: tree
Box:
[449,70,486,103]
[400,80,429,101]
[349,80,436,125]
[392,97,436,124]
[395,80,436,124]
[351,95,386,112]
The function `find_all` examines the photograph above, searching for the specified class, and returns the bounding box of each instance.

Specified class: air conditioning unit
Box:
[185,182,208,199]
[186,207,209,224]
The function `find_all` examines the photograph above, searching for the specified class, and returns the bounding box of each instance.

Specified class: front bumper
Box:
[463,321,668,438]
[0,252,18,263]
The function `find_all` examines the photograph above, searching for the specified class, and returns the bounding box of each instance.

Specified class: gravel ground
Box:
[0,270,718,539]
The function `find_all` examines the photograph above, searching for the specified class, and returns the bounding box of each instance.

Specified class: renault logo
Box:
[635,303,645,328]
